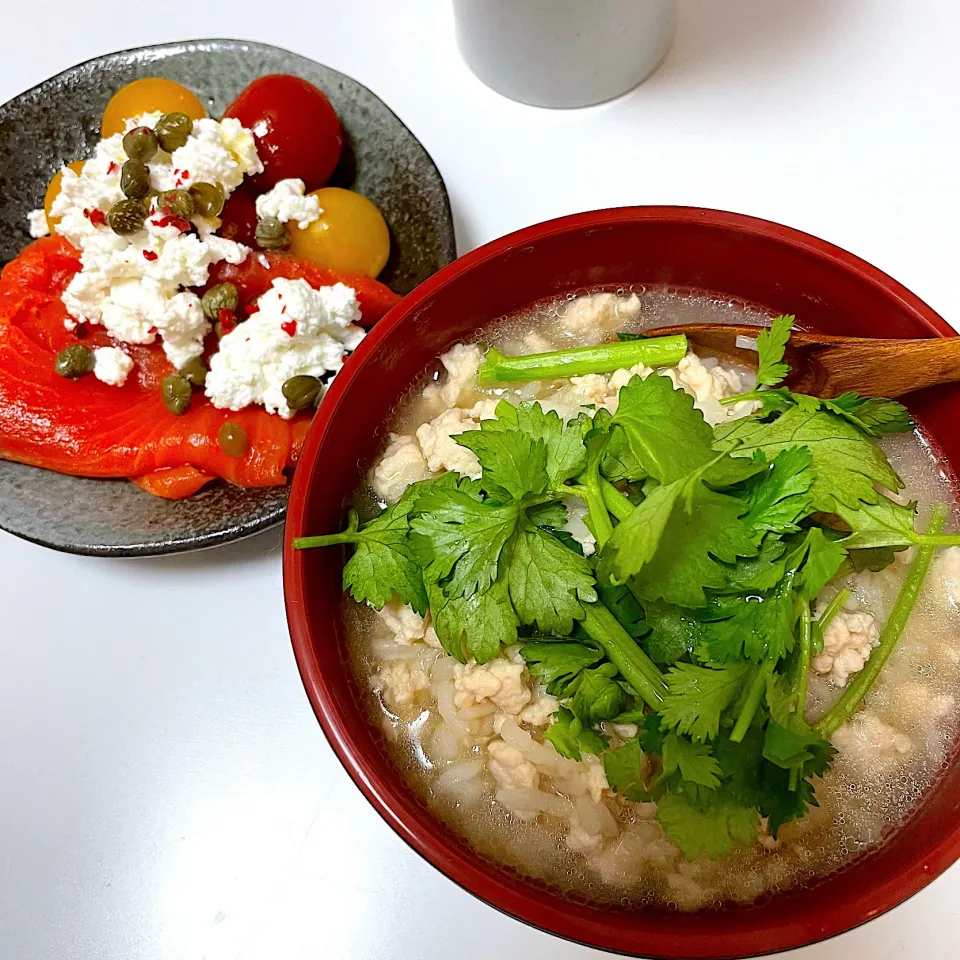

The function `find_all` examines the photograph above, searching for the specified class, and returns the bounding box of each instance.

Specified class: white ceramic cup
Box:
[453,0,677,108]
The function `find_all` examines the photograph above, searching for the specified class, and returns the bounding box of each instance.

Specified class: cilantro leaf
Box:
[543,707,607,760]
[617,331,648,342]
[639,712,667,754]
[788,527,847,599]
[717,405,903,512]
[527,500,569,529]
[697,576,797,663]
[660,662,752,742]
[485,401,588,488]
[754,314,794,387]
[592,408,645,482]
[455,428,548,501]
[338,492,427,615]
[569,663,628,724]
[824,393,915,436]
[737,446,814,535]
[848,545,900,572]
[429,579,518,663]
[594,579,646,637]
[661,732,723,789]
[834,495,921,550]
[608,480,760,608]
[612,373,717,483]
[520,641,604,696]
[717,536,787,593]
[657,793,759,861]
[508,522,597,633]
[598,474,687,585]
[713,726,765,807]
[410,489,520,599]
[603,739,650,801]
[641,601,702,665]
[759,767,818,837]
[762,721,836,779]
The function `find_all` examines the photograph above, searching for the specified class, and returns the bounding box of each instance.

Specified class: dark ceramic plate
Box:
[0,38,455,556]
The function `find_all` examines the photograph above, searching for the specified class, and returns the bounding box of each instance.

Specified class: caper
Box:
[54,344,95,379]
[120,159,151,200]
[107,198,147,236]
[281,375,323,411]
[189,181,225,218]
[255,216,289,250]
[157,188,195,219]
[178,356,207,389]
[154,112,193,152]
[160,374,192,416]
[201,282,239,321]
[218,421,249,458]
[122,126,159,163]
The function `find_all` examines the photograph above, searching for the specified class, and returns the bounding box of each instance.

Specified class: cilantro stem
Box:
[568,483,614,548]
[600,480,635,521]
[815,588,851,642]
[816,505,946,739]
[792,601,812,717]
[730,663,774,742]
[293,508,361,550]
[580,602,667,708]
[477,336,688,385]
[720,390,768,407]
[914,534,960,546]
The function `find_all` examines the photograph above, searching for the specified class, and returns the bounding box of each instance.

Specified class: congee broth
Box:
[300,289,960,909]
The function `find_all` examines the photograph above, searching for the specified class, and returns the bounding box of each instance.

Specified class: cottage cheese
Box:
[205,277,364,418]
[255,179,321,230]
[27,209,49,238]
[49,113,259,370]
[92,346,135,386]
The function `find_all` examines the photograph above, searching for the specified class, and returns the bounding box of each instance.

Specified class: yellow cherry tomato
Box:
[44,160,86,233]
[288,187,390,278]
[101,78,206,138]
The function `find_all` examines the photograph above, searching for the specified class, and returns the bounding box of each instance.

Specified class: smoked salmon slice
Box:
[0,237,369,496]
[131,466,217,499]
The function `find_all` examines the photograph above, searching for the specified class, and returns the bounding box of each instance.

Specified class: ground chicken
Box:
[454,657,532,716]
[832,709,912,773]
[416,408,483,477]
[560,292,642,345]
[663,353,757,426]
[582,757,610,803]
[422,343,484,408]
[487,739,539,790]
[377,599,428,644]
[370,433,433,504]
[374,661,430,708]
[520,692,560,727]
[811,611,880,687]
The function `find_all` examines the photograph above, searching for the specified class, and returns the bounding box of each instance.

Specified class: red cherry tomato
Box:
[217,188,259,247]
[223,74,343,191]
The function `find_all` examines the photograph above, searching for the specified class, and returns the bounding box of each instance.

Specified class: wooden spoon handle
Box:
[786,336,960,398]
[645,322,960,399]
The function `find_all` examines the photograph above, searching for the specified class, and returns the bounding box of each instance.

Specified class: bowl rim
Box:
[283,205,958,958]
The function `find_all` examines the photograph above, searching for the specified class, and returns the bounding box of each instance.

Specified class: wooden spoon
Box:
[644,323,960,399]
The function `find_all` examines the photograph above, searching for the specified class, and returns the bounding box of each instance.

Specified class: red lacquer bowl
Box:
[283,207,960,958]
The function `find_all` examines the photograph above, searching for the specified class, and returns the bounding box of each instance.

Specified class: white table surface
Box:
[2,2,960,958]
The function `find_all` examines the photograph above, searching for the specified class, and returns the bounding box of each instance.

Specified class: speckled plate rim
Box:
[0,38,456,557]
